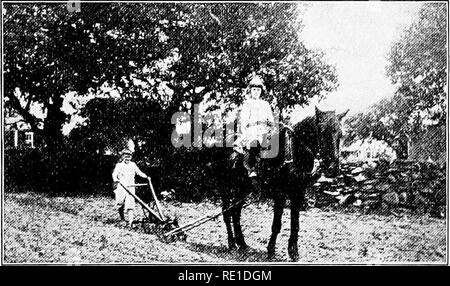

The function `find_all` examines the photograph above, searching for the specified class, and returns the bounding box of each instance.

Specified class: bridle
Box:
[281,123,294,165]
[228,119,325,174]
[280,121,322,166]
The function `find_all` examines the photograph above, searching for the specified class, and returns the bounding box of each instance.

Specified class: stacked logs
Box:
[306,160,446,218]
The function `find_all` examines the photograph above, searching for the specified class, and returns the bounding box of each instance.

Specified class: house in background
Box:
[4,114,39,150]
[341,137,397,163]
[342,125,445,166]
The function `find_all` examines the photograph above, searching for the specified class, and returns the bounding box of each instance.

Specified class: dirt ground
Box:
[3,191,447,264]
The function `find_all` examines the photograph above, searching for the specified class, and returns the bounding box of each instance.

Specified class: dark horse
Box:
[213,107,348,261]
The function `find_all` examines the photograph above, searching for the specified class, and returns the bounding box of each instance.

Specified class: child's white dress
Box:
[112,161,146,210]
[236,98,275,150]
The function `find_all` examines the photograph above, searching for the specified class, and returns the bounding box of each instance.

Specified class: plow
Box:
[118,178,252,242]
[118,179,187,242]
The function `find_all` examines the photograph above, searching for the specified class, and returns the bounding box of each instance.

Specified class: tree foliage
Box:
[4,3,338,148]
[4,3,181,148]
[167,3,338,111]
[345,3,447,149]
[344,93,409,146]
[386,3,447,125]
[69,97,169,157]
[4,3,340,194]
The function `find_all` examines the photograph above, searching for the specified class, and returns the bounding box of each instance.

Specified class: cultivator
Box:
[118,177,256,243]
[118,179,187,242]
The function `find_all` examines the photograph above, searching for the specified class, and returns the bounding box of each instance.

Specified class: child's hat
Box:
[120,149,133,155]
[248,75,266,93]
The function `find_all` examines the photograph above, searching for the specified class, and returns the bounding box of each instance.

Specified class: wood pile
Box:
[306,160,446,218]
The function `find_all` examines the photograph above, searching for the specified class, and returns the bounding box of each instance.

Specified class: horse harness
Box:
[280,122,323,174]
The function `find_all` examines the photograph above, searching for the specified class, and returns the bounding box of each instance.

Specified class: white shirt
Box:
[239,98,274,138]
[112,161,146,186]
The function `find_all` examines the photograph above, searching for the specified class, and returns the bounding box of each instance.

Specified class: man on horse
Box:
[234,75,275,177]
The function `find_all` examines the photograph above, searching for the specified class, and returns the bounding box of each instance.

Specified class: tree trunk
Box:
[6,92,42,135]
[42,95,66,152]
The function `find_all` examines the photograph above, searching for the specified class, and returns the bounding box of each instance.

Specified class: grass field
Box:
[3,191,447,264]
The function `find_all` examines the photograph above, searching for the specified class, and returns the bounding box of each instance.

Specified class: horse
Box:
[212,107,349,261]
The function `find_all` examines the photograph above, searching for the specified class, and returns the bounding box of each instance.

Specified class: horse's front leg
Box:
[222,198,236,249]
[267,194,285,260]
[288,192,301,262]
[232,198,247,250]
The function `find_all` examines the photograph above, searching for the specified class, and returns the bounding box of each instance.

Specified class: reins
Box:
[164,193,258,237]
[279,121,320,161]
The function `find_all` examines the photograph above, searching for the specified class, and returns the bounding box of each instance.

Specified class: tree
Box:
[345,3,447,152]
[4,3,340,193]
[4,3,338,151]
[3,3,181,150]
[69,97,167,154]
[163,3,338,110]
[386,3,447,126]
[154,3,338,142]
[343,94,409,146]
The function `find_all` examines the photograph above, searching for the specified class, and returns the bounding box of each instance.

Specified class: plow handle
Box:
[118,181,163,221]
[148,177,165,220]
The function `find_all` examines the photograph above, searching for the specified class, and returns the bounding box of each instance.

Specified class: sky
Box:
[291,1,422,122]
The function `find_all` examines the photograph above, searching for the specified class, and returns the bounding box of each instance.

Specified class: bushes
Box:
[4,149,46,192]
[144,147,225,203]
[4,97,226,199]
[4,147,118,195]
[4,144,226,201]
[41,146,117,195]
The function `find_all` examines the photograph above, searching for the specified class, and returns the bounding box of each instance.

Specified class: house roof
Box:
[4,116,32,131]
[4,116,22,125]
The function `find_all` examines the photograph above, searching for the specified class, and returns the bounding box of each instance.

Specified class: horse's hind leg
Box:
[288,193,301,262]
[232,201,247,250]
[222,198,236,249]
[267,194,285,260]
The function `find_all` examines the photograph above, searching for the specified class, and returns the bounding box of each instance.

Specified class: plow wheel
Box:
[157,218,187,242]
[118,180,187,241]
[140,215,187,242]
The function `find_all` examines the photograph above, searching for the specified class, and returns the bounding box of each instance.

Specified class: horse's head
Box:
[315,107,349,177]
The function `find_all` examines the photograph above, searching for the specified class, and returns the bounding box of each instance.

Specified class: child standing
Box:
[112,149,149,227]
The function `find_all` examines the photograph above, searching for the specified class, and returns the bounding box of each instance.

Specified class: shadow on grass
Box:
[8,193,81,216]
[185,242,285,263]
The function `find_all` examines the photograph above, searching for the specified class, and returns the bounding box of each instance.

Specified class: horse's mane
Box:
[292,115,317,173]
